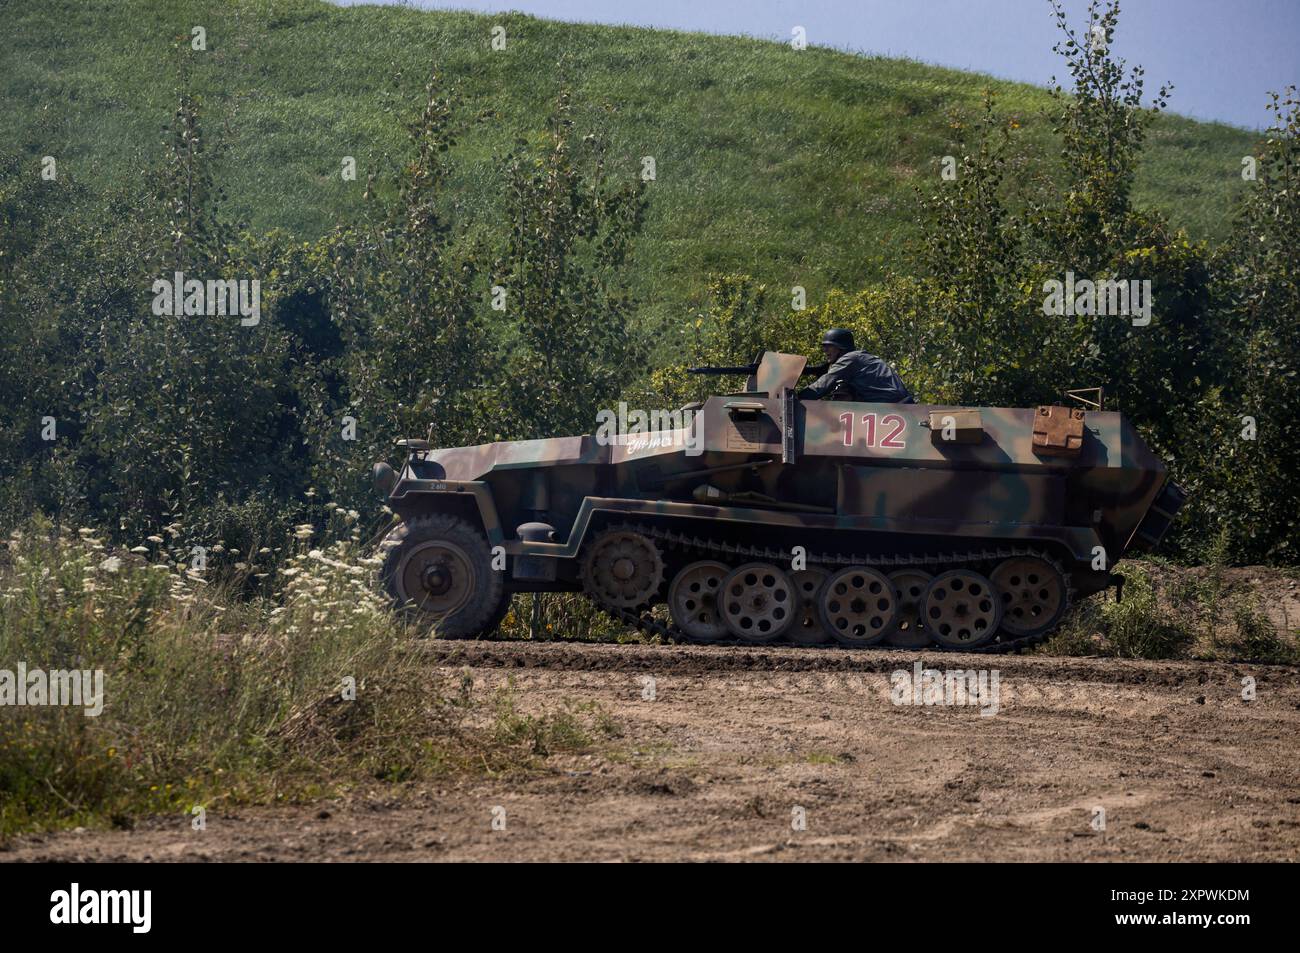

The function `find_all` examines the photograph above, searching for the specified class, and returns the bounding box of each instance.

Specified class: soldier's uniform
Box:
[799,349,914,404]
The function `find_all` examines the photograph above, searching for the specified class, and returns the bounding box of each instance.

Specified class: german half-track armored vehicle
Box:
[372,351,1185,652]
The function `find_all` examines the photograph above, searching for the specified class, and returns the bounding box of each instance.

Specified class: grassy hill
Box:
[2,0,1258,334]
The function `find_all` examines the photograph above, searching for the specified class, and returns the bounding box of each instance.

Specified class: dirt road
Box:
[5,641,1299,861]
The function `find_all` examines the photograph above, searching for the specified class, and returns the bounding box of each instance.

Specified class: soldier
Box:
[799,329,915,403]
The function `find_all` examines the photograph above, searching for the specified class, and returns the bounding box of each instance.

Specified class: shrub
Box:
[0,521,440,835]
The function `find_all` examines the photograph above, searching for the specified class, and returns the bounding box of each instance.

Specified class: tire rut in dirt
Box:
[413,637,1273,687]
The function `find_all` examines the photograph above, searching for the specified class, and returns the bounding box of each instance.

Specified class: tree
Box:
[309,71,496,511]
[1207,89,1300,562]
[495,86,648,439]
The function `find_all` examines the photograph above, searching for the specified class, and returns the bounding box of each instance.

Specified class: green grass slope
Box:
[1,0,1258,333]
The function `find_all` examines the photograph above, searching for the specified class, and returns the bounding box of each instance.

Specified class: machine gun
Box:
[686,350,832,407]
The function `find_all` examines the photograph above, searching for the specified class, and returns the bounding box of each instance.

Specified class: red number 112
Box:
[840,412,907,449]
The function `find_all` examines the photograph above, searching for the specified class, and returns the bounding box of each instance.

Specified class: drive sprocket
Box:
[580,525,665,610]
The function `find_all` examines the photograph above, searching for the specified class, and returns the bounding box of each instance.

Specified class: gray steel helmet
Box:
[821,328,856,351]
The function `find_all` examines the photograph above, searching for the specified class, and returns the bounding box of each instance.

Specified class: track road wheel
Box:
[990,556,1068,639]
[788,568,831,645]
[886,569,934,648]
[580,526,665,610]
[380,513,505,639]
[720,563,796,643]
[819,567,897,647]
[922,570,1001,649]
[668,561,731,643]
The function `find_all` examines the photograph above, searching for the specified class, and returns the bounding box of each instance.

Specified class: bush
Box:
[1212,601,1298,666]
[1040,560,1298,663]
[1099,565,1196,659]
[0,521,443,835]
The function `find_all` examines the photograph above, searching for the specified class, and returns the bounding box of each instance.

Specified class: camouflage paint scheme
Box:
[384,352,1181,598]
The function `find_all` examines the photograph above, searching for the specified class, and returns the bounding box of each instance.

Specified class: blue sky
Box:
[334,0,1299,129]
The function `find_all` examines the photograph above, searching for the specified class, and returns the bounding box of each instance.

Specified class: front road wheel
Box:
[379,513,505,639]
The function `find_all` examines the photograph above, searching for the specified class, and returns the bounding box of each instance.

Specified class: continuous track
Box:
[586,523,1077,654]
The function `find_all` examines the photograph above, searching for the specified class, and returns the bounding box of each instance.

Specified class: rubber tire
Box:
[379,513,505,639]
